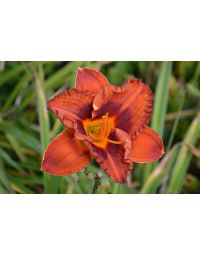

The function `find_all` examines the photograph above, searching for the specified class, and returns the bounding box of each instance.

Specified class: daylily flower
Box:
[41,68,164,183]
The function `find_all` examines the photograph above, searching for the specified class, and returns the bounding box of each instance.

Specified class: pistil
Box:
[83,113,122,148]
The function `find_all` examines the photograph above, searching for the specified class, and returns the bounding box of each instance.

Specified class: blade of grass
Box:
[65,176,84,194]
[1,72,31,113]
[50,118,63,138]
[0,140,35,157]
[44,61,84,89]
[34,62,60,193]
[113,183,122,194]
[11,181,35,194]
[166,113,200,194]
[151,61,173,136]
[141,86,185,194]
[165,109,197,121]
[0,148,21,171]
[19,62,85,111]
[0,184,9,194]
[0,159,15,193]
[143,61,172,182]
[140,143,180,194]
[166,89,186,153]
[5,133,26,162]
[35,63,50,151]
[18,160,40,172]
[191,62,200,83]
[0,121,41,153]
[0,62,27,87]
[10,176,43,186]
[187,83,200,98]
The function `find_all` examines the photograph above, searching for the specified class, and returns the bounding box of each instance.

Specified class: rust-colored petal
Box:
[92,79,153,139]
[76,68,109,93]
[93,86,113,111]
[131,127,164,163]
[114,128,132,164]
[48,88,94,128]
[88,128,133,183]
[41,129,91,175]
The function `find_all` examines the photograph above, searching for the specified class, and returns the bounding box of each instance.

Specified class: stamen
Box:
[96,112,110,139]
[83,113,121,147]
[107,139,122,145]
[102,112,109,119]
[100,114,108,137]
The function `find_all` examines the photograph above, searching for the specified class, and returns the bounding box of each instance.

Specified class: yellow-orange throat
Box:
[83,113,121,148]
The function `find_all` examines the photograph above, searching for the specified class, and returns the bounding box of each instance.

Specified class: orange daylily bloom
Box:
[41,68,164,183]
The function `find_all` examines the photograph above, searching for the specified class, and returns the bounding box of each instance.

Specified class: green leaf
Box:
[0,63,26,87]
[44,61,84,89]
[34,63,61,194]
[143,62,172,182]
[1,73,31,113]
[11,181,35,194]
[187,83,200,99]
[0,121,41,153]
[151,61,173,137]
[166,89,186,152]
[141,144,180,194]
[0,148,21,171]
[5,133,26,162]
[166,113,200,194]
[65,176,84,194]
[35,63,50,151]
[0,159,15,193]
[18,62,85,111]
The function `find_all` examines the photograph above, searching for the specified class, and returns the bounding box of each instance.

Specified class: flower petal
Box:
[93,86,113,111]
[92,79,153,139]
[48,88,94,128]
[41,129,91,175]
[131,127,164,163]
[76,68,109,93]
[88,128,133,183]
[113,128,132,164]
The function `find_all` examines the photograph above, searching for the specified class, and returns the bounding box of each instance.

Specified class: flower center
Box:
[83,113,121,148]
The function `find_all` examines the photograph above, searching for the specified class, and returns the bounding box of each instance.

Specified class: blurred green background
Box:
[0,61,200,194]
